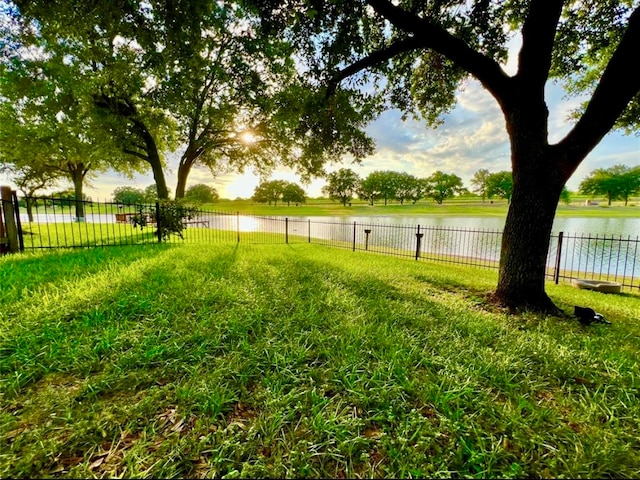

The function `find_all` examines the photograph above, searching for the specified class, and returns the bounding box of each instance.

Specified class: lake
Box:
[17,211,640,281]
[22,212,640,237]
[291,215,640,237]
[269,215,640,282]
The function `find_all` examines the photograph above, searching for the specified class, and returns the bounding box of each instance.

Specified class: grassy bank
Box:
[210,197,640,218]
[1,243,639,478]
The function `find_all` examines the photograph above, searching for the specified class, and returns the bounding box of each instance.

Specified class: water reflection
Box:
[276,216,640,279]
[237,215,259,232]
[308,215,640,237]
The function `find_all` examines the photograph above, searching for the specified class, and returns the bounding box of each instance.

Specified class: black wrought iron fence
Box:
[548,231,639,288]
[8,194,640,292]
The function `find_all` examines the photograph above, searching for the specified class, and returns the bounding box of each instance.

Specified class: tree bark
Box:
[493,104,568,313]
[149,152,169,201]
[70,163,86,221]
[175,153,196,199]
[131,119,169,200]
[493,173,563,313]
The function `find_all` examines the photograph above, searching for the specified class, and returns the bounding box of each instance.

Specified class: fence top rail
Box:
[552,231,640,241]
[15,199,640,240]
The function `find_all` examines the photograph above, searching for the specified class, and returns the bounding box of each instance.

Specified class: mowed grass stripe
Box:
[0,243,638,478]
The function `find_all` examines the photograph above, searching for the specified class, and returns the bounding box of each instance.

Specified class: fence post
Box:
[364,229,371,251]
[285,217,289,244]
[0,190,5,254]
[1,186,19,253]
[554,231,564,284]
[352,221,356,251]
[308,219,311,243]
[12,191,24,252]
[415,225,424,261]
[236,211,240,243]
[155,201,162,243]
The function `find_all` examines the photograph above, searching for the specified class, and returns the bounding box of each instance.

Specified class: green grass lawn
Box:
[211,197,640,218]
[1,243,639,478]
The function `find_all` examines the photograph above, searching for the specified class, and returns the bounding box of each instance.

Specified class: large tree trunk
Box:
[70,163,86,221]
[175,154,195,199]
[493,171,563,313]
[149,151,169,201]
[492,108,568,313]
[129,118,170,200]
[135,127,169,200]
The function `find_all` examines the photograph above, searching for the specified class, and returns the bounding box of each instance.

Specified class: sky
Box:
[1,39,638,200]
[74,78,639,201]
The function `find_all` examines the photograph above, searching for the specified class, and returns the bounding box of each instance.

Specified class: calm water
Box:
[280,216,640,280]
[22,212,640,237]
[296,215,640,237]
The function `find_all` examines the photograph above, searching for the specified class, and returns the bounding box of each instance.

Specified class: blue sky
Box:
[2,74,638,200]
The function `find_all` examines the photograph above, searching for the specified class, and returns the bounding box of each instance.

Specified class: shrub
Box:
[130,200,200,240]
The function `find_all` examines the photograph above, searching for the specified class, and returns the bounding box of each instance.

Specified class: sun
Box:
[240,131,257,144]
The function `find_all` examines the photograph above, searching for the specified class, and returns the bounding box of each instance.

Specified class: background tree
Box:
[0,18,145,217]
[143,185,163,204]
[151,3,297,199]
[377,171,400,206]
[359,170,401,205]
[184,184,219,204]
[408,178,429,204]
[486,171,514,204]
[251,0,640,312]
[424,171,463,205]
[322,169,361,207]
[0,163,62,222]
[252,180,288,206]
[579,165,640,206]
[471,169,491,203]
[8,0,301,201]
[560,186,572,206]
[281,183,306,206]
[112,187,146,205]
[393,172,421,205]
[359,171,384,205]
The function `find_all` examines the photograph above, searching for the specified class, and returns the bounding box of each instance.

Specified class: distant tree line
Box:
[320,165,640,207]
[321,168,466,206]
[320,168,498,206]
[75,163,640,213]
[579,165,640,206]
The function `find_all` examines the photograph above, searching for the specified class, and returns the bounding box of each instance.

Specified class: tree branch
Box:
[557,6,640,171]
[516,0,564,90]
[365,0,511,98]
[326,37,426,96]
[123,148,149,161]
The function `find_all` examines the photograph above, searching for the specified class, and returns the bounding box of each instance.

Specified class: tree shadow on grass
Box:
[0,243,241,394]
[261,250,640,370]
[0,244,173,305]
